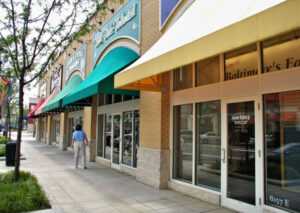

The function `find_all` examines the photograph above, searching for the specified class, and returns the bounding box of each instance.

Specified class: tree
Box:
[0,0,123,182]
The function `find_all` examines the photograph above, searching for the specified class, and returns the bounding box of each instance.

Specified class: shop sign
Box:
[40,82,46,98]
[92,0,140,68]
[231,113,250,125]
[51,66,62,93]
[66,44,86,82]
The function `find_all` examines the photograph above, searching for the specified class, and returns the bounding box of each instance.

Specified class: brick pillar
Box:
[83,95,97,162]
[59,111,68,151]
[36,117,40,140]
[137,72,170,189]
[46,115,53,145]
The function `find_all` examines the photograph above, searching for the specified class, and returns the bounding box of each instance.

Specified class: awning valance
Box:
[27,98,45,118]
[63,47,139,106]
[114,0,289,91]
[43,75,83,112]
[35,87,60,115]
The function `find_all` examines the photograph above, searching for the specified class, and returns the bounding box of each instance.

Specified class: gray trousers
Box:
[74,141,86,168]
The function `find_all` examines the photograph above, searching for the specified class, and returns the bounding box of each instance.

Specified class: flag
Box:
[0,76,14,107]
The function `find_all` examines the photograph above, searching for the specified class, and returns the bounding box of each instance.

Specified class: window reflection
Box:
[264,91,300,212]
[122,111,133,166]
[262,29,300,73]
[105,114,112,160]
[97,114,104,157]
[196,56,220,86]
[225,44,258,81]
[173,104,193,182]
[173,64,193,91]
[196,101,221,191]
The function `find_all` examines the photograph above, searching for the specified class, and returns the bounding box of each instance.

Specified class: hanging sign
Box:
[66,44,86,82]
[92,0,140,68]
[40,82,46,98]
[51,66,63,93]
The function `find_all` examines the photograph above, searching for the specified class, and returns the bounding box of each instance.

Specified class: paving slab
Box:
[0,131,236,213]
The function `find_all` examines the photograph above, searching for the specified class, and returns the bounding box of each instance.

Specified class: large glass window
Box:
[105,94,113,105]
[225,44,258,81]
[105,114,112,160]
[264,91,300,212]
[97,114,104,157]
[173,104,193,182]
[196,101,221,191]
[122,111,133,166]
[262,30,300,73]
[196,56,220,86]
[173,64,193,91]
[133,110,139,168]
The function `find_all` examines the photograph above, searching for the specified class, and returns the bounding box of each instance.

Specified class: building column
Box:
[83,95,97,162]
[136,72,170,189]
[46,115,53,145]
[36,117,41,141]
[59,111,68,151]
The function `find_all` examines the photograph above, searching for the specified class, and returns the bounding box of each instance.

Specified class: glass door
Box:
[112,114,121,167]
[221,97,262,213]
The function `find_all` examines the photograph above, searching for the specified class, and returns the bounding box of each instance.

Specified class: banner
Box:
[1,104,7,118]
[0,76,13,107]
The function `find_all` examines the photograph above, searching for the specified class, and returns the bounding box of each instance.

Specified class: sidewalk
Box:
[1,132,235,213]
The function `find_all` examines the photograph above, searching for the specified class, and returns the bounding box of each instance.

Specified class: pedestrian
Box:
[71,124,89,169]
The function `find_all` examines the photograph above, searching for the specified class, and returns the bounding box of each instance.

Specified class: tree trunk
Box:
[14,78,24,182]
[6,101,11,140]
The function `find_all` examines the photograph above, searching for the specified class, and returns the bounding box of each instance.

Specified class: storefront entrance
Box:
[221,97,262,212]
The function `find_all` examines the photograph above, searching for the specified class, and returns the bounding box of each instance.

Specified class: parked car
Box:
[200,132,220,144]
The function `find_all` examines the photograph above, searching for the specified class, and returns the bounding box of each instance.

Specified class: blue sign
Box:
[160,0,180,27]
[92,0,140,68]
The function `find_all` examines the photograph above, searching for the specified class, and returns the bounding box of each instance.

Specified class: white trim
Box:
[263,205,291,213]
[94,40,140,69]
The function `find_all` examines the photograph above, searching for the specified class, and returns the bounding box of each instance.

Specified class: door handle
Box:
[222,148,225,163]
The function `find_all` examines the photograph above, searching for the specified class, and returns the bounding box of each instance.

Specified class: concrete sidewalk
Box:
[0,132,235,213]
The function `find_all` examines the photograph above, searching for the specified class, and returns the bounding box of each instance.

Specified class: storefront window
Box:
[264,91,300,212]
[173,64,193,91]
[133,110,139,168]
[114,94,122,103]
[123,95,133,102]
[173,104,193,182]
[225,44,258,81]
[262,30,300,73]
[196,100,221,190]
[105,94,113,105]
[105,114,112,160]
[97,114,104,157]
[196,56,220,86]
[122,111,133,166]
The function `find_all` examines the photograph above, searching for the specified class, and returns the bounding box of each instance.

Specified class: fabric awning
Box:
[114,0,288,91]
[35,87,60,115]
[43,75,83,112]
[27,98,45,118]
[63,47,139,106]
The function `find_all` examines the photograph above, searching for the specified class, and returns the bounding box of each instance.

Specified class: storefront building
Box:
[115,1,300,213]
[36,0,170,174]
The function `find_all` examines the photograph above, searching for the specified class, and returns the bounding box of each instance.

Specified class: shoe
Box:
[75,167,78,169]
[84,167,87,169]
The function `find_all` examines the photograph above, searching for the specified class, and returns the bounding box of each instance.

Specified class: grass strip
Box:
[0,170,51,213]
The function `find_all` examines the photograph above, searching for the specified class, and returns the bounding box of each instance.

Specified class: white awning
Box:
[114,0,292,91]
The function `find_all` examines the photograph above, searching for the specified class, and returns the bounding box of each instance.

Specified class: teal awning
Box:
[63,47,139,106]
[43,75,83,112]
